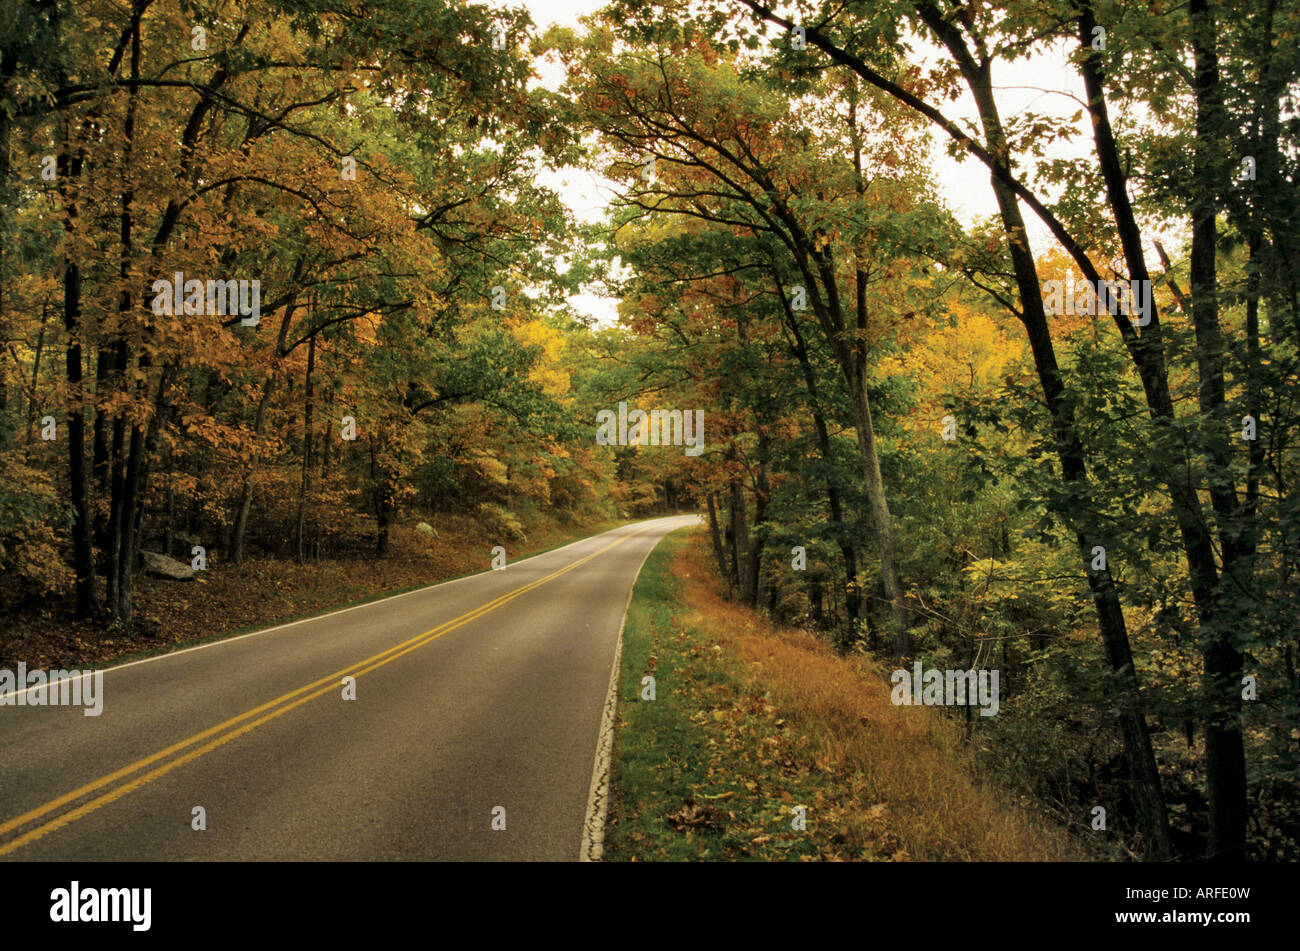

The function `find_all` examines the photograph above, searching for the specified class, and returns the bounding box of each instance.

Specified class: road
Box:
[0,516,696,861]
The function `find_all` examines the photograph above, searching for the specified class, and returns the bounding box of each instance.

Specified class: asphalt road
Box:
[0,516,696,861]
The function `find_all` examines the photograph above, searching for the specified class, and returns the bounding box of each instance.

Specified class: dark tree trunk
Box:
[915,6,1174,858]
[115,420,145,625]
[808,579,824,629]
[163,486,175,558]
[706,491,729,582]
[1186,0,1247,860]
[728,476,750,601]
[745,428,772,609]
[370,436,394,559]
[57,134,97,618]
[296,334,316,563]
[231,375,275,564]
[23,306,49,446]
[777,290,861,648]
[62,260,96,618]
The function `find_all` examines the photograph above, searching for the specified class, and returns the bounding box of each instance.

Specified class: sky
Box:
[494,0,1104,325]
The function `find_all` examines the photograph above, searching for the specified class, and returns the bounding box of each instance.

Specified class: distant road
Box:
[0,516,697,861]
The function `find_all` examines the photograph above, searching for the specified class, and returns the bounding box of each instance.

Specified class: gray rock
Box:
[140,550,195,581]
[415,522,437,537]
[136,616,165,639]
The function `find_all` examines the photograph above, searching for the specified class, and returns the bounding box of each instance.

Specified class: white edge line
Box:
[0,519,663,704]
[580,523,689,862]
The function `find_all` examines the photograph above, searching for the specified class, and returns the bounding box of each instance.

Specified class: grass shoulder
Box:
[605,527,1076,862]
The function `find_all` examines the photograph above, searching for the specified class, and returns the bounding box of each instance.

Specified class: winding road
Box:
[0,516,695,861]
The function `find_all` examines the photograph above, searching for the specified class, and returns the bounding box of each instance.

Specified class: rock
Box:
[136,616,164,639]
[415,522,437,537]
[140,550,195,581]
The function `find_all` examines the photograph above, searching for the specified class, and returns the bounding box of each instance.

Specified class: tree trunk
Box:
[231,375,276,564]
[58,135,97,617]
[778,293,861,648]
[163,486,175,558]
[728,475,750,601]
[706,491,729,582]
[370,436,394,559]
[295,334,315,563]
[23,306,48,446]
[106,2,144,626]
[932,23,1174,858]
[1080,0,1245,859]
[745,428,772,609]
[115,420,145,625]
[1186,0,1247,860]
[62,260,96,618]
[845,367,908,657]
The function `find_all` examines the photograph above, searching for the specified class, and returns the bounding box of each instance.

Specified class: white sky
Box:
[499,0,1121,324]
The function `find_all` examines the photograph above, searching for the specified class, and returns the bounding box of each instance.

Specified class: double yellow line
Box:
[0,528,642,857]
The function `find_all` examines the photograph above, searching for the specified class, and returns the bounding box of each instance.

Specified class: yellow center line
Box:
[0,528,645,856]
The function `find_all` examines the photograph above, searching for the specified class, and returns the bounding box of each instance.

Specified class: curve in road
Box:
[0,515,697,861]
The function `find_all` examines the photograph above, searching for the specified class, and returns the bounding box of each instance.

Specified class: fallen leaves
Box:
[666,797,726,831]
[1,516,616,672]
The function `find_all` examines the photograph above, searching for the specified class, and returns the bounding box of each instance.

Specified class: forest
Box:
[1,0,1297,863]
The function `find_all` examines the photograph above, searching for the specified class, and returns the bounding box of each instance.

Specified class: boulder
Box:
[136,616,165,639]
[140,550,195,581]
[415,522,437,537]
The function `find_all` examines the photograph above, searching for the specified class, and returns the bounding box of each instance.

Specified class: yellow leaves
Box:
[879,295,1029,444]
[510,318,571,397]
[353,314,381,347]
[466,448,510,488]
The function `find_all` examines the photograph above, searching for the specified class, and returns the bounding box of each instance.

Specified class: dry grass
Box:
[672,531,1074,861]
